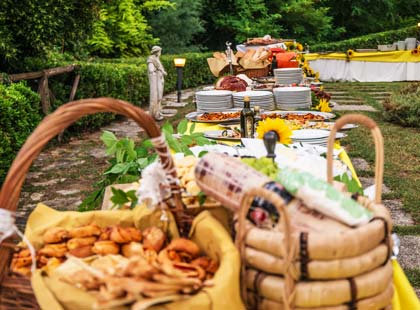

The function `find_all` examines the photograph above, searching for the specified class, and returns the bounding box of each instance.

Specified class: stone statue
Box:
[147,46,167,121]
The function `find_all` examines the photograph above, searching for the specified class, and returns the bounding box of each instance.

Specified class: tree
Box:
[87,0,172,57]
[146,0,205,53]
[266,0,338,43]
[198,0,283,50]
[322,0,396,39]
[0,0,102,71]
[198,0,334,50]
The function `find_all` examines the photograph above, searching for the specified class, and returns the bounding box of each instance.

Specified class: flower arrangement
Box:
[311,87,332,112]
[256,118,292,144]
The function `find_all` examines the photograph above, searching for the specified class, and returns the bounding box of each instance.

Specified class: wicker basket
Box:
[0,98,191,309]
[240,67,270,78]
[235,114,393,309]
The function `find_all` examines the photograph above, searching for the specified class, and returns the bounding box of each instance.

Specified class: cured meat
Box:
[215,75,248,92]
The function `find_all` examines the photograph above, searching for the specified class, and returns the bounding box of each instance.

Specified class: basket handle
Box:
[0,97,183,215]
[327,114,384,203]
[235,187,296,310]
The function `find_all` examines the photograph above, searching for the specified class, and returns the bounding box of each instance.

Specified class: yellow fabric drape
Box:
[306,50,420,63]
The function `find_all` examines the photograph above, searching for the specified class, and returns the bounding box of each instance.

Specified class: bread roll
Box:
[122,242,144,257]
[167,238,201,259]
[69,224,101,238]
[92,241,120,255]
[143,227,166,252]
[43,227,69,244]
[110,226,142,243]
[38,243,68,257]
[243,49,256,60]
[69,245,94,258]
[67,236,97,250]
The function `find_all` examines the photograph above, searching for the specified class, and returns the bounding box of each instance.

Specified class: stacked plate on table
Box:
[274,68,303,85]
[195,90,233,112]
[292,129,345,147]
[232,90,275,110]
[273,87,311,110]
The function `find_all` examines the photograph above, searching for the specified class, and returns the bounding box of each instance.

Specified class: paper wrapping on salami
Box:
[194,153,271,212]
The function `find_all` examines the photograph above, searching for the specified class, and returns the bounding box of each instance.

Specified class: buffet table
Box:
[306,50,420,82]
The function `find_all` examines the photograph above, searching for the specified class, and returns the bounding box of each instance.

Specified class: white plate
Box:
[292,129,330,140]
[203,130,241,141]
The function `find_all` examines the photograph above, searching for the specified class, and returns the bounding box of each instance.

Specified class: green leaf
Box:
[104,163,130,175]
[142,139,153,149]
[137,157,149,168]
[126,189,138,201]
[162,122,174,135]
[197,191,207,206]
[189,122,196,134]
[198,150,208,157]
[177,119,188,134]
[101,131,118,155]
[180,134,194,146]
[136,146,148,157]
[334,173,364,195]
[110,187,130,205]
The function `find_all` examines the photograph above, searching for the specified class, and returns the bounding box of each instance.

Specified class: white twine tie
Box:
[0,209,37,274]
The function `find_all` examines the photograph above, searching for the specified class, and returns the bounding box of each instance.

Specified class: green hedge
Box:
[383,83,420,127]
[0,82,42,184]
[311,26,418,52]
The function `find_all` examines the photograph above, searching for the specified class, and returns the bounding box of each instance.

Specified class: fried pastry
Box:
[38,243,68,257]
[69,224,101,238]
[143,227,166,252]
[67,236,97,250]
[43,227,69,244]
[92,241,120,255]
[191,256,219,274]
[121,242,144,258]
[110,226,142,243]
[69,245,94,258]
[167,238,201,259]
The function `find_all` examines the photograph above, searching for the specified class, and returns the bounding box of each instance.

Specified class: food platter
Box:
[305,122,358,131]
[262,110,336,121]
[203,130,242,141]
[185,110,241,123]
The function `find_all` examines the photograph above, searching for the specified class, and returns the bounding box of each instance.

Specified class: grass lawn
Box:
[324,82,420,230]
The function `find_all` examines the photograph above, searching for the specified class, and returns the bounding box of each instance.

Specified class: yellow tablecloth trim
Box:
[306,50,420,63]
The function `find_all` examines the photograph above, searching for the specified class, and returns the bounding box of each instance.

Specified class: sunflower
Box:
[256,118,292,144]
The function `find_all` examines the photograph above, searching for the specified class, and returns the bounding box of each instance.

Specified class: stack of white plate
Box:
[273,87,311,110]
[232,90,275,110]
[274,68,303,85]
[195,90,233,112]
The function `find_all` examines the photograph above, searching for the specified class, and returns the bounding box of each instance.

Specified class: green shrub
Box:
[0,82,42,184]
[311,26,418,52]
[383,83,420,127]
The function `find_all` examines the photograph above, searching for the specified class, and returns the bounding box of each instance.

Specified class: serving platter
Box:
[203,130,242,141]
[262,110,336,121]
[305,122,358,131]
[185,110,241,123]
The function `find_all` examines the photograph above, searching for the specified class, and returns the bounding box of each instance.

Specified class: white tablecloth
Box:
[308,59,420,82]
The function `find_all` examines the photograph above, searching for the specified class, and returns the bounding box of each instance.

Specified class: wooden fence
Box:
[1,64,80,114]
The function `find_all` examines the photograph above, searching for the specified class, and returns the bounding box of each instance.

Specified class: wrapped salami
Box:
[276,168,373,226]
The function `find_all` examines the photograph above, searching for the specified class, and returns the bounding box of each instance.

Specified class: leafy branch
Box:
[79,119,214,211]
